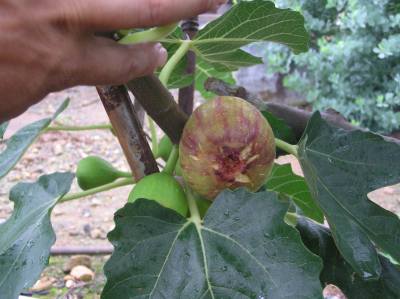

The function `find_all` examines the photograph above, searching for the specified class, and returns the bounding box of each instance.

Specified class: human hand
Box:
[0,0,226,121]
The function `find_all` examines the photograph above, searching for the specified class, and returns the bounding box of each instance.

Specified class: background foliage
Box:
[253,0,400,133]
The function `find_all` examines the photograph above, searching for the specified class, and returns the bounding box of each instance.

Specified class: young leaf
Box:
[0,99,69,179]
[102,189,322,299]
[192,0,309,71]
[298,112,400,280]
[0,172,74,299]
[297,217,400,299]
[265,164,324,223]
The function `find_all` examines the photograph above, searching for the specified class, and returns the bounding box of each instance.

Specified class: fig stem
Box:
[275,138,299,157]
[118,23,178,45]
[285,212,299,227]
[60,177,135,203]
[159,40,191,86]
[186,187,202,223]
[44,124,112,132]
[163,145,179,175]
[115,170,134,178]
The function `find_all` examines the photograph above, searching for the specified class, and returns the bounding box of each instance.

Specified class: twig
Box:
[127,75,189,144]
[204,78,400,144]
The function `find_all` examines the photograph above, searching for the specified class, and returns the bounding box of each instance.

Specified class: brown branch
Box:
[97,85,159,180]
[205,77,400,144]
[127,75,189,144]
[178,17,199,115]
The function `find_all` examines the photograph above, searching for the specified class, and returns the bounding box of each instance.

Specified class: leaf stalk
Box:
[275,138,299,157]
[60,177,135,203]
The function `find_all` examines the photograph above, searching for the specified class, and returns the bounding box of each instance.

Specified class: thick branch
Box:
[97,85,159,180]
[127,75,189,144]
[205,78,400,144]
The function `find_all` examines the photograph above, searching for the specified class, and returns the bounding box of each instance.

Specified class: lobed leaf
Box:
[0,99,69,180]
[298,112,400,279]
[192,0,309,72]
[297,217,400,299]
[102,189,322,299]
[162,1,309,98]
[0,172,74,299]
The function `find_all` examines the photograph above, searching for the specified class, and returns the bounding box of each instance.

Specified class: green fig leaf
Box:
[265,164,324,223]
[0,172,74,299]
[102,189,322,299]
[0,99,70,179]
[298,112,400,279]
[191,0,309,72]
[262,111,297,144]
[195,58,236,99]
[163,1,309,97]
[297,217,400,299]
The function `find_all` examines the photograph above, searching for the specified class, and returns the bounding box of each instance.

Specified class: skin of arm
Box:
[0,0,226,122]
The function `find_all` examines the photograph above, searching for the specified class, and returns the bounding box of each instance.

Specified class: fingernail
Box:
[156,44,168,66]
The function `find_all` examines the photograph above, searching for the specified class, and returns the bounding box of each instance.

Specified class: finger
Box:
[60,0,227,31]
[59,37,168,88]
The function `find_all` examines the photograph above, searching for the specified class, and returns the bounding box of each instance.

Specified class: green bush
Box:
[260,0,400,133]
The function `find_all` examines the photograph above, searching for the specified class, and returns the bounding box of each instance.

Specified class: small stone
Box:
[83,224,92,236]
[90,198,101,207]
[70,265,95,282]
[53,144,63,156]
[63,255,92,273]
[53,209,65,216]
[82,209,91,218]
[323,284,347,299]
[90,228,106,240]
[68,230,80,237]
[30,276,55,292]
[63,275,75,281]
[65,279,75,289]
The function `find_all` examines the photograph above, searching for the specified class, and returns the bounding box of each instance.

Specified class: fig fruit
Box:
[77,156,130,190]
[157,135,173,161]
[179,96,276,200]
[128,172,188,217]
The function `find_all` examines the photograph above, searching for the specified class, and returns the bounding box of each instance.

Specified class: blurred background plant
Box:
[236,0,400,133]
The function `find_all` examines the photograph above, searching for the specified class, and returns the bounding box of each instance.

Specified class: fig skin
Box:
[157,135,173,161]
[179,96,276,200]
[128,172,188,217]
[77,156,127,190]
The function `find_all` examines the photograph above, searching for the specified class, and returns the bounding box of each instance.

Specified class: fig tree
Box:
[179,96,276,200]
[128,172,188,217]
[76,156,130,190]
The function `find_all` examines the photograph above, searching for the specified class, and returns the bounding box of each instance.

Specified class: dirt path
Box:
[1,86,399,250]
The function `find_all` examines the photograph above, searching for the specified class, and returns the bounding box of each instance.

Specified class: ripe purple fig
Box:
[179,96,276,200]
